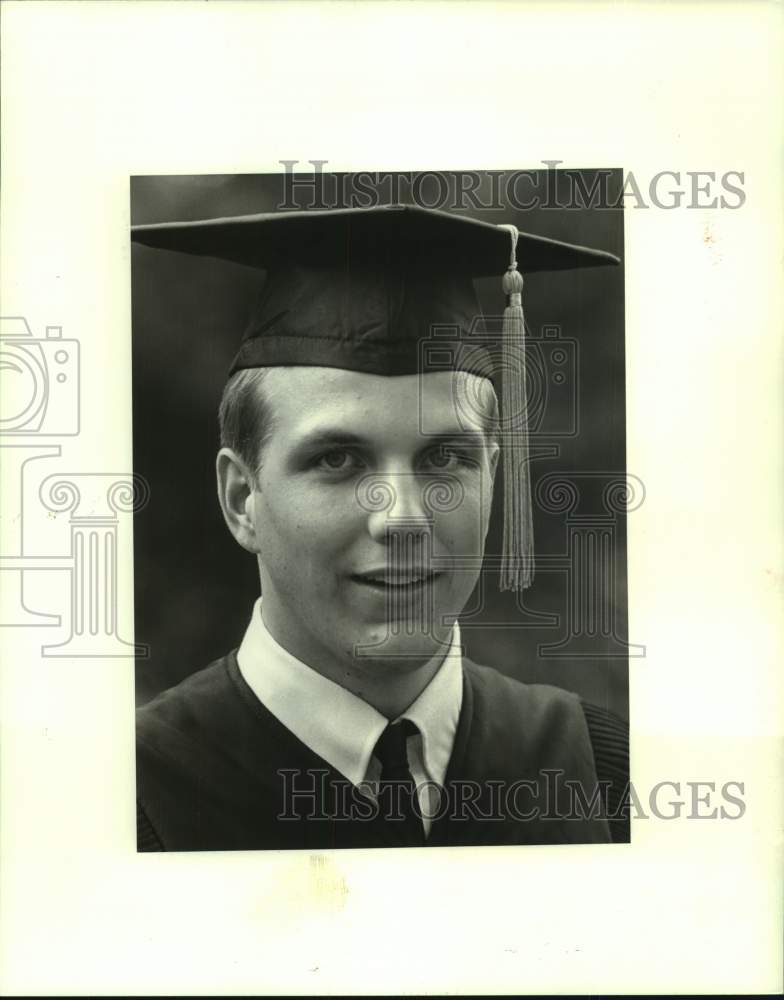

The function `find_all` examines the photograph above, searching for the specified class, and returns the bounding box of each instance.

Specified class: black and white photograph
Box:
[1,2,781,996]
[131,169,630,851]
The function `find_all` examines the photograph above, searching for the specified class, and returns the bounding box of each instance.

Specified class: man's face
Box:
[246,366,499,676]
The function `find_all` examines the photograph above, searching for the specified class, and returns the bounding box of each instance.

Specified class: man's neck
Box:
[325,649,448,719]
[259,606,453,719]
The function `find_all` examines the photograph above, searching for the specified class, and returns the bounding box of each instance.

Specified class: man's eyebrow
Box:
[291,426,489,451]
[290,428,370,451]
[427,428,488,448]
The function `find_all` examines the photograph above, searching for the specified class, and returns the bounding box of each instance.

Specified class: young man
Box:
[133,204,629,851]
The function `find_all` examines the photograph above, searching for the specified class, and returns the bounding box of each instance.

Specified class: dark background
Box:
[132,170,629,720]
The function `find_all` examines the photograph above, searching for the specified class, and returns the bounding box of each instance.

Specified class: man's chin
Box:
[346,627,454,675]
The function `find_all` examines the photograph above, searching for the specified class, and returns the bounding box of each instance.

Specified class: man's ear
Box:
[488,440,501,481]
[216,447,259,554]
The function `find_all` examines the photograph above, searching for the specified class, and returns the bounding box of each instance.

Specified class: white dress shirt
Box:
[236,598,463,835]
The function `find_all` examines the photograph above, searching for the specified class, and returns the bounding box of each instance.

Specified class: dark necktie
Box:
[373,720,426,847]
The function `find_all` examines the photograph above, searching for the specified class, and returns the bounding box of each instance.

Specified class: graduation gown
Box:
[136,652,629,851]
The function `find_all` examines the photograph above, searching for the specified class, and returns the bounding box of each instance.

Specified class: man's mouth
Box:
[350,569,443,590]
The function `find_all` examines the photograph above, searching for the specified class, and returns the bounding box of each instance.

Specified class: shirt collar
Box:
[236,598,463,787]
[399,630,463,787]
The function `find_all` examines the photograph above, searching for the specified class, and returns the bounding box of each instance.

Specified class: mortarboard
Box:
[132,204,620,592]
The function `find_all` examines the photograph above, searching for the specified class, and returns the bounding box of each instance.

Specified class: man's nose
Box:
[358,472,432,544]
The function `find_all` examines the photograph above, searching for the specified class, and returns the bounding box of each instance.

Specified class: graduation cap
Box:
[132,204,619,592]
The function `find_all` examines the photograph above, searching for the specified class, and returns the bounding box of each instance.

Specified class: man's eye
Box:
[314,449,362,473]
[422,446,474,471]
